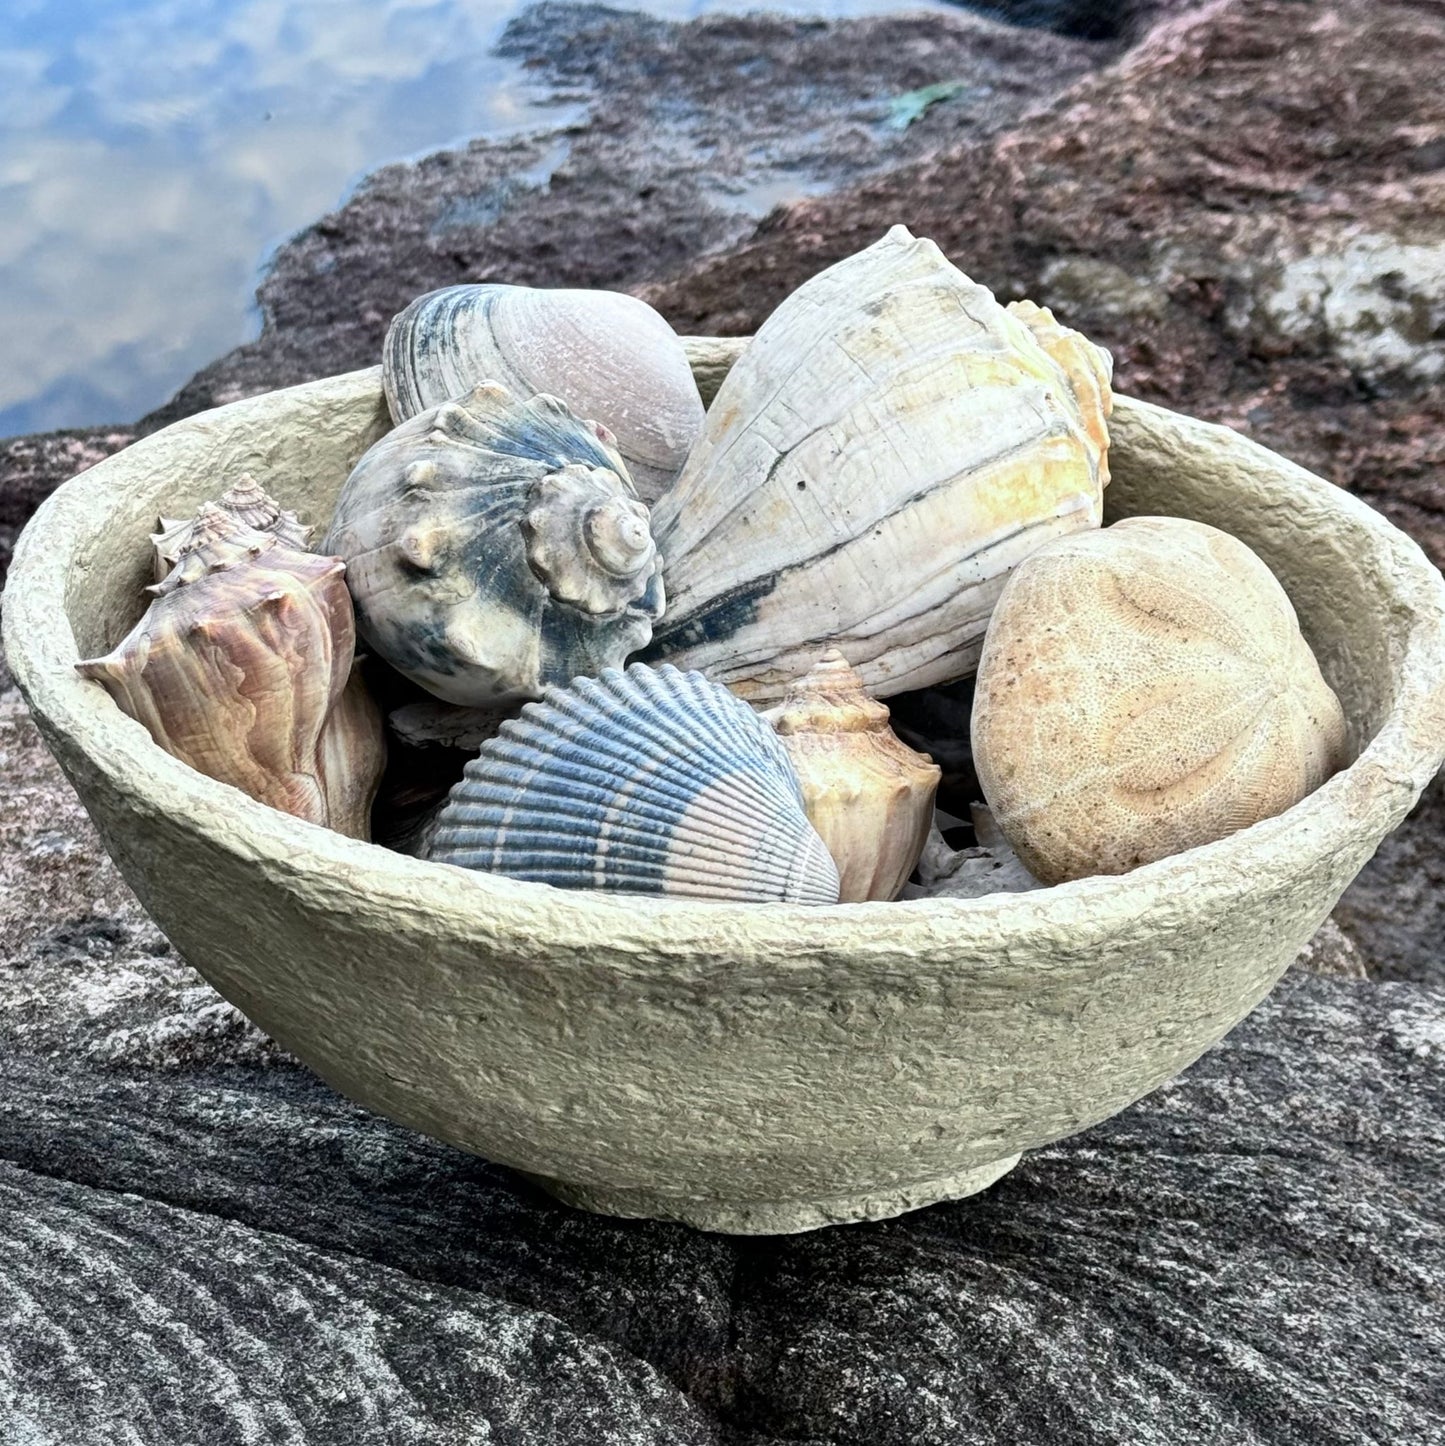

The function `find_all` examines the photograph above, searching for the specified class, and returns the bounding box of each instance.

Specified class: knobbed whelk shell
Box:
[78,507,385,839]
[323,383,665,709]
[151,474,311,583]
[765,651,940,903]
[428,663,840,904]
[971,516,1350,885]
[384,284,705,504]
[646,224,1112,704]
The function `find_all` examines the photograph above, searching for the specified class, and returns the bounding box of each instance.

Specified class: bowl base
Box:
[525,1153,1023,1234]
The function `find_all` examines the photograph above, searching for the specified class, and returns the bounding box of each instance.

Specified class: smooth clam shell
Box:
[429,663,840,904]
[323,383,664,709]
[647,224,1113,703]
[971,516,1350,884]
[384,284,705,504]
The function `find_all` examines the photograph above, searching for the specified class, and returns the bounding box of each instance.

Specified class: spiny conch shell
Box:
[322,383,665,709]
[762,650,939,903]
[77,506,385,840]
[151,474,312,584]
[971,516,1349,885]
[383,284,705,504]
[427,663,841,904]
[645,224,1113,704]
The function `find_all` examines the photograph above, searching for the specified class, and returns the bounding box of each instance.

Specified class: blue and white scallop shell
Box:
[427,664,841,904]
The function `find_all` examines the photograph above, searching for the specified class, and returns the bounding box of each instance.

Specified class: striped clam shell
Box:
[383,284,705,505]
[428,664,841,904]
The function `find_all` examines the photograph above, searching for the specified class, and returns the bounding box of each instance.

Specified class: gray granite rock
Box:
[2,972,1441,1443]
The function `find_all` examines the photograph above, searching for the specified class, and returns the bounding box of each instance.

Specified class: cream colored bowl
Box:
[6,357,1444,1233]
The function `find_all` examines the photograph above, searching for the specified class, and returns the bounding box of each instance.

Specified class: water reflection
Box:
[0,0,937,439]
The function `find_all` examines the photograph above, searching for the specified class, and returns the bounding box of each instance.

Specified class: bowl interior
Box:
[69,368,1410,776]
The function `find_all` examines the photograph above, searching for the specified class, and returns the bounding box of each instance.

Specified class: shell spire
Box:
[151,475,313,583]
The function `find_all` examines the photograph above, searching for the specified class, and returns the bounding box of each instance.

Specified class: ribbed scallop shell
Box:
[647,224,1113,704]
[384,284,705,504]
[428,664,840,904]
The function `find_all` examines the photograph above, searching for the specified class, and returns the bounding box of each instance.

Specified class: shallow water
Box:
[0,0,951,440]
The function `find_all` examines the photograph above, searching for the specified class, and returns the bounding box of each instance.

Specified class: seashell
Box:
[646,224,1113,704]
[387,699,512,753]
[428,663,840,904]
[78,507,385,839]
[971,516,1350,885]
[317,667,388,840]
[763,650,939,902]
[384,284,705,504]
[152,474,311,583]
[323,383,665,709]
[900,806,1043,901]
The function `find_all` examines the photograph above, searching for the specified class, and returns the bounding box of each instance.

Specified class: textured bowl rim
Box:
[5,367,1445,969]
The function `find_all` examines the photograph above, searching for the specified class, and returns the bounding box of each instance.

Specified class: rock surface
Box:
[2,0,1444,1436]
[142,2,1111,432]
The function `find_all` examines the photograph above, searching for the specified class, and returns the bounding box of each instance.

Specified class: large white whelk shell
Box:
[383,284,706,504]
[427,664,841,904]
[647,224,1113,704]
[323,383,665,709]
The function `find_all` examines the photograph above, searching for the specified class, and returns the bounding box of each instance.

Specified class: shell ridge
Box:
[430,664,836,901]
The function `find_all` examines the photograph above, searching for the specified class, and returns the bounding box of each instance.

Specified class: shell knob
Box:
[585,498,655,579]
[523,465,663,617]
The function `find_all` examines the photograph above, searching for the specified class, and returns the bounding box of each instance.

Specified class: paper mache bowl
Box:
[6,345,1444,1234]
